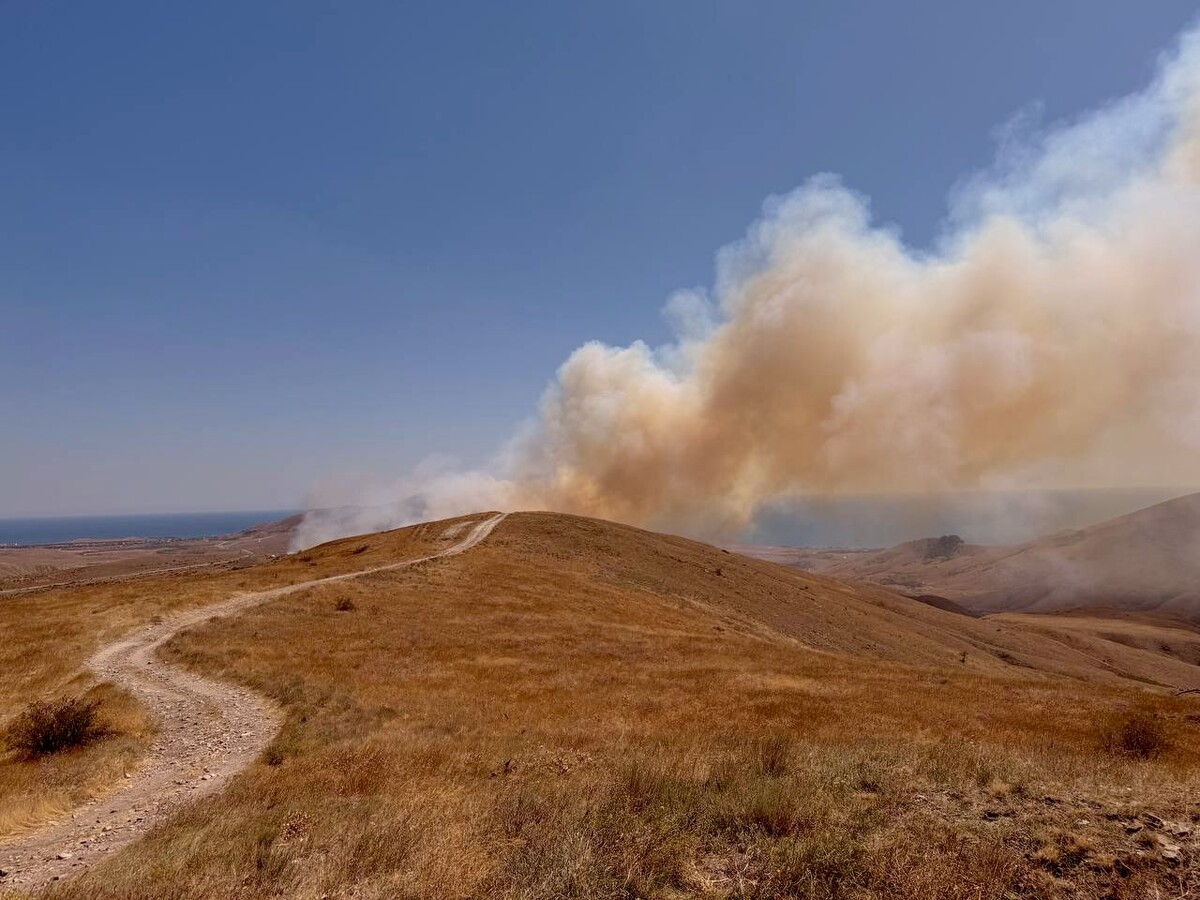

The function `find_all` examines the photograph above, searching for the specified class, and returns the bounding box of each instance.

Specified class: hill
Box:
[740,492,1200,621]
[0,512,1198,898]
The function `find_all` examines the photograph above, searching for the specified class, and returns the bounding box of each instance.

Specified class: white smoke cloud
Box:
[293,24,1200,551]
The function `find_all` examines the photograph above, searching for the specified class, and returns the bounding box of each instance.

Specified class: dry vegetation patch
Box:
[0,683,151,837]
[4,512,1200,898]
[0,517,466,840]
[1100,707,1173,760]
[4,696,108,759]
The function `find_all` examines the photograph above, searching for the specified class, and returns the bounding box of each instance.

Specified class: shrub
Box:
[4,696,108,757]
[335,598,357,612]
[1101,709,1171,759]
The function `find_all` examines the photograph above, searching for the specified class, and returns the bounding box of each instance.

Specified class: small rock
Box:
[982,810,1002,821]
[1144,814,1165,829]
[0,868,8,878]
[1075,819,1090,827]
[1157,837,1182,863]
[56,852,73,860]
[1125,823,1143,835]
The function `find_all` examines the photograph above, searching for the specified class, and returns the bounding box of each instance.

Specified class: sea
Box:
[0,510,300,547]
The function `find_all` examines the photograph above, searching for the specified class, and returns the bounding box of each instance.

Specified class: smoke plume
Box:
[294,26,1200,550]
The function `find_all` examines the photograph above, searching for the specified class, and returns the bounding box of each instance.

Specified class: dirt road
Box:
[0,513,506,892]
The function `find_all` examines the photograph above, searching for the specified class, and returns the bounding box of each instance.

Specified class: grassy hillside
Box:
[0,517,459,839]
[2,512,1199,898]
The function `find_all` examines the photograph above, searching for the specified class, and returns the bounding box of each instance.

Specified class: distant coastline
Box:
[0,510,300,547]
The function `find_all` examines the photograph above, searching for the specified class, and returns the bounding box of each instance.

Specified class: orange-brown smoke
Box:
[294,27,1200,549]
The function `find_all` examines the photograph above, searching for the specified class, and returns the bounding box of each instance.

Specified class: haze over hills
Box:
[739,492,1200,622]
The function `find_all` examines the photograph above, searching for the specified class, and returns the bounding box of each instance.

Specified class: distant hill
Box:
[0,512,301,591]
[236,512,303,547]
[738,492,1200,621]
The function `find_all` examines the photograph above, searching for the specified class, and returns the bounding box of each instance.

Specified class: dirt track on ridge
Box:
[0,513,506,892]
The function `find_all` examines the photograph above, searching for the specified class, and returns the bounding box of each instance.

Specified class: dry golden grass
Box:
[3,512,1200,898]
[0,684,151,837]
[0,518,456,840]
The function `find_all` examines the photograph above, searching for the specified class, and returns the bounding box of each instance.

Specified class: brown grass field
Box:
[2,512,1199,898]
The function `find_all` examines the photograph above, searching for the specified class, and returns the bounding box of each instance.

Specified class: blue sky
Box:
[4,1,1198,516]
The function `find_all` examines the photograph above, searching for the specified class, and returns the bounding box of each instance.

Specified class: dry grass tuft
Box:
[751,732,795,778]
[4,695,107,759]
[1100,708,1173,759]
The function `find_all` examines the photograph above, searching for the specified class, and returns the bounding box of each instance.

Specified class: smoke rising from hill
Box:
[294,27,1200,550]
